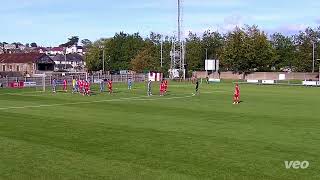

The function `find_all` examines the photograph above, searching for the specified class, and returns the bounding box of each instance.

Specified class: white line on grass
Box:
[0,95,193,111]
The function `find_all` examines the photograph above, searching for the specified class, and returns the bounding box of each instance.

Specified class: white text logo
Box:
[284,161,309,169]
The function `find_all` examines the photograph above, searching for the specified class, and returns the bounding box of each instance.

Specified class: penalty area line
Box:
[0,95,192,111]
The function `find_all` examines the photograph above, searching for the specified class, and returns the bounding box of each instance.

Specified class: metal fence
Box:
[0,73,147,88]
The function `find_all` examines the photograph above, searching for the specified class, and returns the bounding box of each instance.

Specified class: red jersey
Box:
[160,83,164,91]
[63,80,67,86]
[79,80,83,88]
[84,82,89,89]
[234,86,240,96]
[108,81,112,89]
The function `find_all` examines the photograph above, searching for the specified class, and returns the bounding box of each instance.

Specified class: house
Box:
[0,48,4,54]
[48,47,64,55]
[66,45,83,54]
[34,47,48,54]
[18,45,26,51]
[52,53,85,72]
[3,44,16,50]
[0,53,55,76]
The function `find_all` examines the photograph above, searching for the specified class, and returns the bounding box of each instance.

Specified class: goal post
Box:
[31,74,47,92]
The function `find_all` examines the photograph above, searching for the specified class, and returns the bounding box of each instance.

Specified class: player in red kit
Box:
[160,81,164,96]
[108,80,113,94]
[84,80,90,96]
[87,81,91,96]
[233,83,240,104]
[79,80,83,94]
[164,80,168,94]
[63,79,67,92]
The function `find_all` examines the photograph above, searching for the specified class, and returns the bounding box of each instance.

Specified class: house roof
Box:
[0,53,53,64]
[35,47,48,51]
[55,64,73,69]
[50,47,64,51]
[52,53,84,62]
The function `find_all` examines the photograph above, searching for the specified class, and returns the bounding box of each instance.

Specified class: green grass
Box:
[0,82,319,180]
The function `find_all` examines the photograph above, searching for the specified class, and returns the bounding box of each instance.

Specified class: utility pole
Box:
[99,46,105,74]
[205,48,208,75]
[64,47,67,70]
[317,59,320,83]
[160,41,163,68]
[205,48,208,60]
[102,49,105,74]
[312,42,315,73]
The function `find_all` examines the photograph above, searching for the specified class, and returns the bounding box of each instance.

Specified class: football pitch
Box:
[0,82,319,180]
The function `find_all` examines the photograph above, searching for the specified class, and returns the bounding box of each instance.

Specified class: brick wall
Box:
[195,71,319,80]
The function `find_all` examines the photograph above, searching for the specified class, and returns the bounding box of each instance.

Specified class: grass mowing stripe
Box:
[0,95,193,110]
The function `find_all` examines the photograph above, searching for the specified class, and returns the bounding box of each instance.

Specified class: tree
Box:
[12,42,23,48]
[293,27,320,72]
[85,32,146,71]
[270,33,295,71]
[81,39,92,47]
[131,47,152,73]
[244,25,274,72]
[185,32,204,71]
[131,45,158,73]
[30,42,38,47]
[221,25,274,77]
[85,46,103,72]
[221,27,250,75]
[60,36,79,47]
[85,38,111,72]
[25,43,30,48]
[107,32,145,70]
[146,32,162,45]
[202,30,224,60]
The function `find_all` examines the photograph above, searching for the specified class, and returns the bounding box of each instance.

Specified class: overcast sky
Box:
[1,0,319,46]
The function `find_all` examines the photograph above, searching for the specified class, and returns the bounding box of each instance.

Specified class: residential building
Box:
[34,47,48,54]
[66,45,83,54]
[18,45,26,51]
[3,44,16,50]
[48,47,64,55]
[0,53,55,76]
[52,53,86,72]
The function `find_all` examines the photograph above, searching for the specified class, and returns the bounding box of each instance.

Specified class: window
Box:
[2,65,5,71]
[16,66,20,72]
[9,65,12,71]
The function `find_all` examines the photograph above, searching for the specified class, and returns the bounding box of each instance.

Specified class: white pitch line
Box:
[0,95,192,111]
